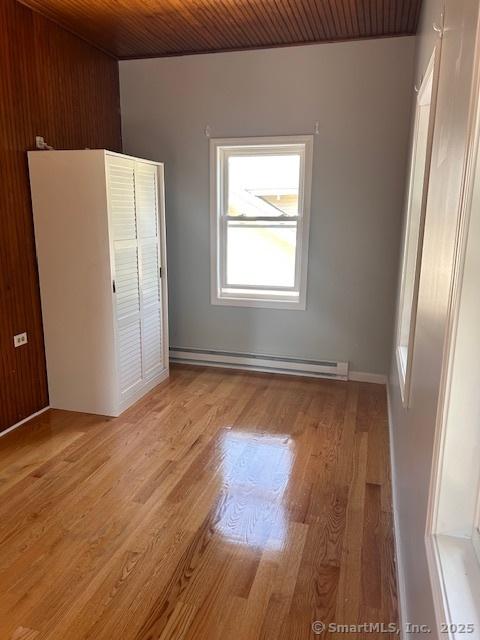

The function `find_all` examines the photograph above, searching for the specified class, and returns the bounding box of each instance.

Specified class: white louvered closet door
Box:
[135,161,164,380]
[107,155,143,401]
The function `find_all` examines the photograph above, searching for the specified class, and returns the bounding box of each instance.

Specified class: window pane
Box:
[227,154,300,217]
[226,220,296,287]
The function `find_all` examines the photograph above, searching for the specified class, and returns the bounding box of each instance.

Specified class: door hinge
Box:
[112,279,116,293]
[159,267,162,278]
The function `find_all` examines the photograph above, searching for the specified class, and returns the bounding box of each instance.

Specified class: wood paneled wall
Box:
[0,0,122,433]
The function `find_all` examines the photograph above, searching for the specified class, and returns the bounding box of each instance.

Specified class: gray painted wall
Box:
[388,0,480,633]
[120,37,415,374]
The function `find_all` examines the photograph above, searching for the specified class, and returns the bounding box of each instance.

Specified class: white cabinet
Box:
[28,150,169,417]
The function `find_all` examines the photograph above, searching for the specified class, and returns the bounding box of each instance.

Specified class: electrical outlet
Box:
[35,136,53,150]
[14,332,28,348]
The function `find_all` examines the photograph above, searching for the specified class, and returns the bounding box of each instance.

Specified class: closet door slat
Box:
[135,161,164,380]
[107,155,143,396]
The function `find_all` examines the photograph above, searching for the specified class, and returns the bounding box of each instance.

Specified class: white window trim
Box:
[473,499,480,565]
[395,48,440,408]
[209,135,313,310]
[426,22,480,639]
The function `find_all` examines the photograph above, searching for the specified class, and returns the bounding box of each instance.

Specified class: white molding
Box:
[348,371,387,384]
[208,135,314,148]
[386,382,407,640]
[395,46,442,409]
[426,534,480,640]
[170,347,348,380]
[0,406,50,438]
[424,8,480,634]
[425,533,450,637]
[395,344,408,405]
[210,295,306,310]
[425,10,480,544]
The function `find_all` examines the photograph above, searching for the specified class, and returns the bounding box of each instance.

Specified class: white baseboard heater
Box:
[169,347,349,381]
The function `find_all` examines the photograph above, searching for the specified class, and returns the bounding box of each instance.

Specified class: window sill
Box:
[426,533,480,639]
[211,293,306,310]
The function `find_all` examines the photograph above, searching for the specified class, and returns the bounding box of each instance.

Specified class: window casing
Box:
[210,136,313,309]
[426,155,480,636]
[474,501,480,565]
[396,50,439,406]
[426,39,480,637]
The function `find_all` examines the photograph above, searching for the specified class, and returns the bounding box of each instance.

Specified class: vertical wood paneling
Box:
[0,0,121,432]
[18,0,423,59]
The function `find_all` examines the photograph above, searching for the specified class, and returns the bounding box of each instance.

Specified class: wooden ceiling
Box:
[17,0,422,60]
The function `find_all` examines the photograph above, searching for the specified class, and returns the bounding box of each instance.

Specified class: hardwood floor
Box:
[0,365,397,639]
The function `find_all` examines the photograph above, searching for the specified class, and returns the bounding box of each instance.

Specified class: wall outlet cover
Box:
[14,332,28,348]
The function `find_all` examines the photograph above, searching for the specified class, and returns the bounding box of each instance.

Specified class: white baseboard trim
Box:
[170,347,349,381]
[349,371,387,384]
[0,406,50,439]
[386,381,408,640]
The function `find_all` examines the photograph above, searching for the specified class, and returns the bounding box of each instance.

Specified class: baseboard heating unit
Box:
[169,347,349,380]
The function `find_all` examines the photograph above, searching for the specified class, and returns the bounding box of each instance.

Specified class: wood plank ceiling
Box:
[17,0,423,59]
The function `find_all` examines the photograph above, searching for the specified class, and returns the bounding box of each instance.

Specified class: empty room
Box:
[2,0,480,638]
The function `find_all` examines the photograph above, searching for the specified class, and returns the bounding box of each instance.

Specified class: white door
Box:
[135,160,164,380]
[107,155,143,402]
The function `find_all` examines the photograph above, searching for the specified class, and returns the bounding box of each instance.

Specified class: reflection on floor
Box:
[0,364,397,639]
[215,430,293,551]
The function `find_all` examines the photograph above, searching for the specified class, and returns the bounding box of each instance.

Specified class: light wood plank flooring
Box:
[0,365,397,639]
